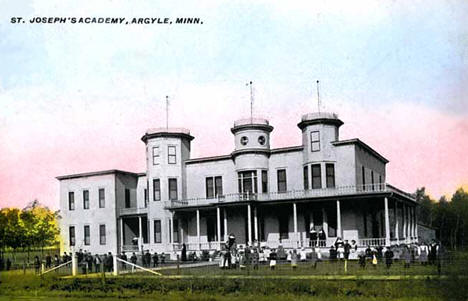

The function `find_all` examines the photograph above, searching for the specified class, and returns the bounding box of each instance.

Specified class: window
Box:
[168,145,176,164]
[311,131,320,152]
[311,164,322,189]
[303,165,309,190]
[261,170,268,193]
[154,220,162,243]
[279,213,289,240]
[215,176,223,197]
[277,169,287,192]
[99,224,106,245]
[69,226,75,246]
[68,192,75,211]
[206,177,214,199]
[207,216,216,242]
[99,188,105,208]
[206,176,223,198]
[326,164,335,188]
[371,171,375,191]
[362,166,366,191]
[84,225,90,245]
[238,171,258,195]
[153,179,161,201]
[173,219,179,243]
[125,189,131,208]
[144,188,148,207]
[83,190,89,209]
[169,178,178,200]
[152,146,160,165]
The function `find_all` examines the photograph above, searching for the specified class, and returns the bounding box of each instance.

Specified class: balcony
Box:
[165,183,412,209]
[119,207,148,216]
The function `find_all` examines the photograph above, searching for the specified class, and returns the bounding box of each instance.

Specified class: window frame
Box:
[99,224,106,245]
[68,191,75,211]
[310,131,320,152]
[261,170,268,193]
[168,178,178,201]
[205,177,214,199]
[303,165,309,190]
[168,145,177,164]
[153,179,161,201]
[69,226,75,246]
[98,188,105,208]
[277,169,287,193]
[152,146,160,165]
[154,220,162,243]
[83,190,90,210]
[325,163,335,188]
[84,225,90,246]
[311,164,322,189]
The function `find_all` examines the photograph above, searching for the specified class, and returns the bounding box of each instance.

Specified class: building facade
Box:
[58,112,418,256]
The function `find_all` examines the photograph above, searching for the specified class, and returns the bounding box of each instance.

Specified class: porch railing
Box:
[359,238,386,247]
[119,207,148,216]
[165,183,408,208]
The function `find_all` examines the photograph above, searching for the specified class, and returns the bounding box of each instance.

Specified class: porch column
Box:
[293,203,298,246]
[247,204,252,245]
[394,200,399,242]
[196,209,200,250]
[180,219,185,244]
[138,216,143,251]
[216,207,221,249]
[414,207,418,240]
[402,205,406,240]
[384,197,390,246]
[223,208,228,241]
[322,207,328,240]
[170,215,174,244]
[336,200,342,238]
[120,218,124,253]
[254,206,258,242]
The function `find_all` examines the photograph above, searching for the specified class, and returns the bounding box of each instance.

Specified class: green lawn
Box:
[0,253,467,301]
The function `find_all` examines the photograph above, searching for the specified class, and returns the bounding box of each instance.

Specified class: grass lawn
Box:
[1,254,467,301]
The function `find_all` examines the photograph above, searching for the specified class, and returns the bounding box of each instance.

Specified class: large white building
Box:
[58,112,418,256]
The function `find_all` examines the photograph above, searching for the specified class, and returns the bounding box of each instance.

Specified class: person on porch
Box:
[310,225,318,247]
[318,228,327,247]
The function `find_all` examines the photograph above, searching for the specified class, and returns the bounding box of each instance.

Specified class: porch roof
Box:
[166,183,416,212]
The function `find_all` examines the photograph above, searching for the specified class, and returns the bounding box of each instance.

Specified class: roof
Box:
[56,169,140,180]
[141,128,194,143]
[185,145,304,164]
[332,138,389,164]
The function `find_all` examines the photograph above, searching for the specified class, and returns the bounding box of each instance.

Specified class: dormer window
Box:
[311,131,320,152]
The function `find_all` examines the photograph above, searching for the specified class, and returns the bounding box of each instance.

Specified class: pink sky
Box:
[0,96,466,209]
[1,1,467,209]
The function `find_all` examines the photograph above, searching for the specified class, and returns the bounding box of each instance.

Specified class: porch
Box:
[167,193,418,252]
[118,213,149,253]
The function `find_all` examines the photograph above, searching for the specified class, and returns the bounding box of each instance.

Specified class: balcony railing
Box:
[165,183,407,208]
[119,207,148,216]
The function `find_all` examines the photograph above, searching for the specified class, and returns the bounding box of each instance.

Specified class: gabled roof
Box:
[332,138,389,163]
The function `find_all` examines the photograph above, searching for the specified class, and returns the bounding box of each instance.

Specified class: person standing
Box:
[152,252,159,267]
[94,254,101,273]
[252,248,259,270]
[45,254,52,269]
[107,252,113,272]
[384,247,394,269]
[121,252,128,270]
[310,248,318,269]
[343,240,351,260]
[291,249,298,270]
[34,256,41,275]
[310,226,318,247]
[181,243,187,262]
[318,228,327,247]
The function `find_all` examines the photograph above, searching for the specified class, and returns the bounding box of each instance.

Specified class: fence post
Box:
[344,259,348,274]
[72,253,77,276]
[23,262,26,275]
[113,256,118,276]
[41,263,45,275]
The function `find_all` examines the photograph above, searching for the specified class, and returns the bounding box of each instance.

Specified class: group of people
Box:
[356,240,442,269]
[75,249,114,273]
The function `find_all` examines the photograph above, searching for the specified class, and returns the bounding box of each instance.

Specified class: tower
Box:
[141,127,194,251]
